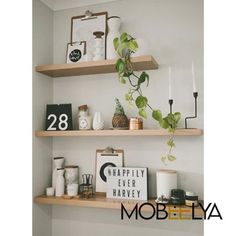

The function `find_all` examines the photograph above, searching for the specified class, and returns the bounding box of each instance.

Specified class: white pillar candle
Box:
[156,169,177,202]
[192,62,197,92]
[168,66,172,99]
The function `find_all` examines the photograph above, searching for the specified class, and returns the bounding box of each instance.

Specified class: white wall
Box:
[33,0,53,235]
[51,0,204,235]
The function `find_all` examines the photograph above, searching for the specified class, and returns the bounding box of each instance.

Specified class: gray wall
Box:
[33,0,204,235]
[33,0,53,235]
[52,0,203,235]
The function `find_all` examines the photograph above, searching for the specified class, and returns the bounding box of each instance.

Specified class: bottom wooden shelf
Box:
[34,194,204,218]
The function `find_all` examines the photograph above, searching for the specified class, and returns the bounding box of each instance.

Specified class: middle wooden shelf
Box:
[35,128,203,137]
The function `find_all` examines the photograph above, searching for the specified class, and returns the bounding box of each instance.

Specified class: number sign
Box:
[46,104,73,131]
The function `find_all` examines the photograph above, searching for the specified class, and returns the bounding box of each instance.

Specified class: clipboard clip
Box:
[81,10,98,21]
[101,147,118,156]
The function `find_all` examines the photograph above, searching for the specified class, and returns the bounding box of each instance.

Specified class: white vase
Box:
[55,168,65,197]
[156,169,177,203]
[65,165,79,186]
[106,16,121,59]
[52,157,64,189]
[92,112,104,130]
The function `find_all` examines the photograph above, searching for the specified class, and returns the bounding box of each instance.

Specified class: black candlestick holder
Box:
[185,92,198,129]
[169,99,173,114]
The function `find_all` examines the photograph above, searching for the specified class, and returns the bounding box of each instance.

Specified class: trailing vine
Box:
[113,33,181,164]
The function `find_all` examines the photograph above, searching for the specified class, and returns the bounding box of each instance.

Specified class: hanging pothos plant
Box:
[113,32,181,164]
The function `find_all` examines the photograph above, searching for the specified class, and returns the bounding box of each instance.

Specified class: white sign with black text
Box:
[106,167,148,201]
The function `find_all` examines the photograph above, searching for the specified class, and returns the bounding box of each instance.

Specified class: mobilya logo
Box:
[121,202,223,220]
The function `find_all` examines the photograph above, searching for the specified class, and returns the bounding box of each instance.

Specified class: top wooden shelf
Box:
[35,129,203,137]
[35,55,159,77]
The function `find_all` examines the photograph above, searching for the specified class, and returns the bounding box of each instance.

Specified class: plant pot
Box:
[112,114,129,129]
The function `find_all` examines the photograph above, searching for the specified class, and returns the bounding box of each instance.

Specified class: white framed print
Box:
[95,149,123,193]
[66,41,86,63]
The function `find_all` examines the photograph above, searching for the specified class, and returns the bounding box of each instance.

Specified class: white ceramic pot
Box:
[67,183,78,196]
[46,187,55,196]
[106,16,121,59]
[92,112,104,130]
[156,169,177,203]
[55,168,65,197]
[52,157,64,189]
[65,165,79,186]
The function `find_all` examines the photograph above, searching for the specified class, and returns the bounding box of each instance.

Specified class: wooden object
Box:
[35,55,159,77]
[35,129,203,137]
[34,194,204,217]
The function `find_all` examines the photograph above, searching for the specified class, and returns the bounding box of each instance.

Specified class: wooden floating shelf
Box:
[34,195,203,217]
[35,55,159,77]
[35,129,203,137]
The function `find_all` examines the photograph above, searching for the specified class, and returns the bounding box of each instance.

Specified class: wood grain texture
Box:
[35,55,159,77]
[34,195,204,217]
[35,129,203,137]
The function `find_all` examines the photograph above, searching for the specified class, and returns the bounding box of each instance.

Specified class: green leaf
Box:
[113,38,119,51]
[167,155,176,161]
[115,59,125,74]
[120,32,128,43]
[119,76,126,84]
[167,139,175,148]
[160,117,170,129]
[135,96,148,108]
[138,72,146,85]
[174,112,181,123]
[161,156,167,164]
[128,40,138,51]
[139,108,147,119]
[152,110,162,121]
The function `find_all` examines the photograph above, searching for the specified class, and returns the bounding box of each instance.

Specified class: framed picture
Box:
[71,11,108,60]
[106,167,148,201]
[45,104,73,131]
[66,41,86,63]
[95,148,123,193]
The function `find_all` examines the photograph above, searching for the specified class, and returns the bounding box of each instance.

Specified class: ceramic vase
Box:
[55,168,65,197]
[92,112,104,130]
[65,165,79,186]
[93,31,105,61]
[106,16,121,59]
[52,157,64,189]
[156,169,177,203]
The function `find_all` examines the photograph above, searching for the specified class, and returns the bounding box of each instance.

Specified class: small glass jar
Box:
[78,105,92,130]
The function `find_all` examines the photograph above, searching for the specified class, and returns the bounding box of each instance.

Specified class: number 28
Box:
[47,113,68,130]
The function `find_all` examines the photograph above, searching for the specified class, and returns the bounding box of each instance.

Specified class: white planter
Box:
[92,112,104,130]
[156,169,177,203]
[67,183,78,197]
[52,157,64,189]
[106,16,121,59]
[55,168,65,197]
[65,165,79,186]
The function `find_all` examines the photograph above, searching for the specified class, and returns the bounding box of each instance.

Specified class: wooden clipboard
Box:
[95,147,124,193]
[71,11,108,59]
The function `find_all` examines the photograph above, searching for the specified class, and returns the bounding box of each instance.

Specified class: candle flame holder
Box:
[169,99,173,114]
[185,92,198,129]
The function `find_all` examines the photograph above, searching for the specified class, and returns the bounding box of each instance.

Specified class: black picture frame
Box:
[45,104,73,131]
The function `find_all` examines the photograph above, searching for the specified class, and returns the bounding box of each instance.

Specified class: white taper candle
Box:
[192,62,197,92]
[168,66,172,99]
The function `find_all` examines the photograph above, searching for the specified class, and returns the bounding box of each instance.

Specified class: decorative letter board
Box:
[106,167,148,201]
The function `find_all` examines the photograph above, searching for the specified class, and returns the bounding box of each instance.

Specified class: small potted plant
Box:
[112,98,129,129]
